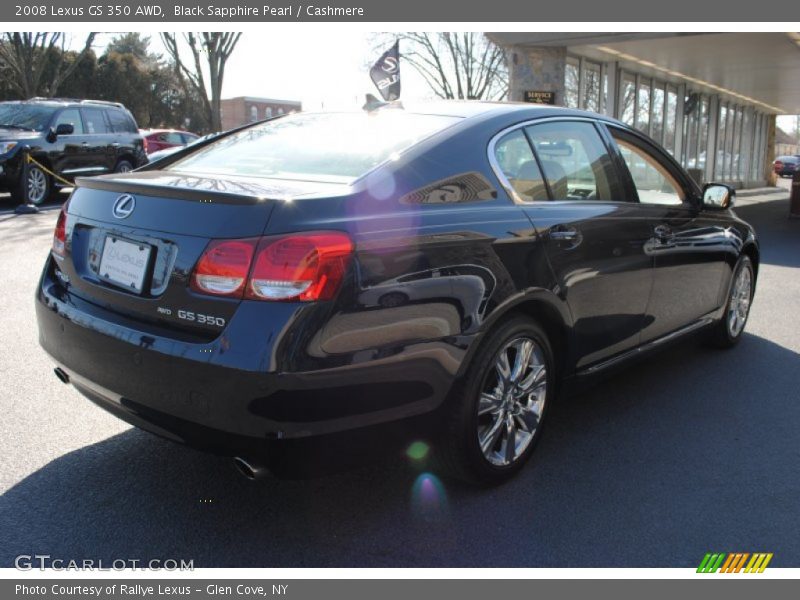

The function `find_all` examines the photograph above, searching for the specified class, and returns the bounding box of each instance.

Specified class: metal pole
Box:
[14,145,39,215]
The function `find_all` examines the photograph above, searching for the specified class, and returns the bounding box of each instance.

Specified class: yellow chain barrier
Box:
[25,153,74,187]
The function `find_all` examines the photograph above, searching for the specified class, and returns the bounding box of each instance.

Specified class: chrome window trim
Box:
[487,115,612,205]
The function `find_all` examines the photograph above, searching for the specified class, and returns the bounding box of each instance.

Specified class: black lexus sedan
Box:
[36,102,758,485]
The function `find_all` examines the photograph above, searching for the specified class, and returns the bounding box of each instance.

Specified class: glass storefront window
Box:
[637,78,651,134]
[684,95,699,169]
[565,58,580,109]
[740,109,752,182]
[732,107,743,180]
[620,74,636,125]
[664,87,678,154]
[583,62,601,113]
[718,104,729,180]
[651,85,665,144]
[698,97,709,175]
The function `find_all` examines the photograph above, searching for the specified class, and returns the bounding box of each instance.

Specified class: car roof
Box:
[376,99,597,119]
[1,98,126,110]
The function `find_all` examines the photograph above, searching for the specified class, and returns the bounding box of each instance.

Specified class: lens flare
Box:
[405,441,429,461]
[410,472,448,520]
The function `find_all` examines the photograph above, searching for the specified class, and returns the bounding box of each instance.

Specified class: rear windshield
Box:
[166,111,461,183]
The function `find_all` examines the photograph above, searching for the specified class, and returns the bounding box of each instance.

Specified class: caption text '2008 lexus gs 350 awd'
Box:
[36,102,758,485]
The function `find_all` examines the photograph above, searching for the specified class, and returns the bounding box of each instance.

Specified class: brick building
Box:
[220,96,302,130]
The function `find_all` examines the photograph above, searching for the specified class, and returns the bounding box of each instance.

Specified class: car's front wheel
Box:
[435,316,554,485]
[12,164,52,205]
[707,255,754,348]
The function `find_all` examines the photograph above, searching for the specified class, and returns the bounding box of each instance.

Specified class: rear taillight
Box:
[52,205,67,257]
[190,239,257,297]
[191,232,353,302]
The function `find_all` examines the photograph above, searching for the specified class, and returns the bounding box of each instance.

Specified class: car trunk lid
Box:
[58,171,345,339]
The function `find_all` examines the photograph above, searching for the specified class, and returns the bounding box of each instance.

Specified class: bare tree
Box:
[161,32,242,132]
[387,33,507,100]
[0,32,96,98]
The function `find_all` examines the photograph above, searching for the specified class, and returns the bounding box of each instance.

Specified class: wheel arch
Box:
[742,241,760,278]
[459,289,573,381]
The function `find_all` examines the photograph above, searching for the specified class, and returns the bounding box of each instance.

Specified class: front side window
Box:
[525,121,619,201]
[54,108,84,135]
[614,135,686,206]
[493,129,548,202]
[167,111,460,183]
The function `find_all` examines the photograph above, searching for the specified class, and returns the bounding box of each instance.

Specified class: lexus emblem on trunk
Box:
[112,194,136,219]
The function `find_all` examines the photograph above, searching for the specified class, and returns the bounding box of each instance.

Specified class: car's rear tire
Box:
[434,315,554,486]
[11,164,52,205]
[706,255,754,348]
[114,159,134,173]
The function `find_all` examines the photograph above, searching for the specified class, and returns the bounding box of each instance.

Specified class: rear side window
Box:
[166,112,461,183]
[81,108,109,134]
[107,109,136,133]
[54,108,84,135]
[493,129,548,202]
[524,121,620,201]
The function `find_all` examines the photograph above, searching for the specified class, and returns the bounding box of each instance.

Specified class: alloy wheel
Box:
[26,167,48,205]
[477,337,547,467]
[727,264,752,337]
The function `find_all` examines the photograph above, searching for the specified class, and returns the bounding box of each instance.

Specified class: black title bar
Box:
[2,0,798,22]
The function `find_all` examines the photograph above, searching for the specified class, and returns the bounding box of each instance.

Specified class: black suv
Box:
[36,103,758,485]
[0,98,147,205]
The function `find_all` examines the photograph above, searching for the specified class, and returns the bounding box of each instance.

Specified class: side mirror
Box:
[702,183,735,209]
[55,123,74,136]
[46,123,73,143]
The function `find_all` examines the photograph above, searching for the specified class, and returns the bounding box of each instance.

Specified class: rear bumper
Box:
[36,263,466,461]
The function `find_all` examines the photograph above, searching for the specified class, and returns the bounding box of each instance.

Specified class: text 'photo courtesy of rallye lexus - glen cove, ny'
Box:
[35,100,758,485]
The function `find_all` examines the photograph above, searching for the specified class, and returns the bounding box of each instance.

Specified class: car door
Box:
[48,107,90,177]
[493,120,655,369]
[78,107,114,174]
[606,125,728,342]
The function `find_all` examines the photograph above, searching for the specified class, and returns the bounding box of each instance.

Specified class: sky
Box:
[84,31,433,111]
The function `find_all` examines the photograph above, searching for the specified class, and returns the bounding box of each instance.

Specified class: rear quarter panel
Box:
[263,114,565,383]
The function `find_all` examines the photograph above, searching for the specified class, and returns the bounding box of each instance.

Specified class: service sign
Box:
[524,90,556,105]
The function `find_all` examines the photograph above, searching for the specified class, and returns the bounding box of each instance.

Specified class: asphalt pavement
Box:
[0,187,798,567]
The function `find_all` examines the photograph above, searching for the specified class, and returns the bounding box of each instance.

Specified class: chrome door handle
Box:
[549,226,579,241]
[549,225,582,248]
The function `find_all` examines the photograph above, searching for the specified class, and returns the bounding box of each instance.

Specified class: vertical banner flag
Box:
[370,40,401,101]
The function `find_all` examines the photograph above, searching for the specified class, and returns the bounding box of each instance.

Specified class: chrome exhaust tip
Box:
[232,456,269,480]
[53,367,70,384]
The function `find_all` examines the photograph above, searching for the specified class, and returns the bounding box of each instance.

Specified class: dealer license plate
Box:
[98,235,151,293]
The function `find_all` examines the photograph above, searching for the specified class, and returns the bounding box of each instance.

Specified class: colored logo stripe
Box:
[697,552,773,573]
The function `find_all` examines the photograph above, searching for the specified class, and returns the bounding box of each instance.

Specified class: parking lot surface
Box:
[0,187,798,567]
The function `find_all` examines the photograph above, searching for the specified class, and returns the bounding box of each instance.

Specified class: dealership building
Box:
[488,33,800,188]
